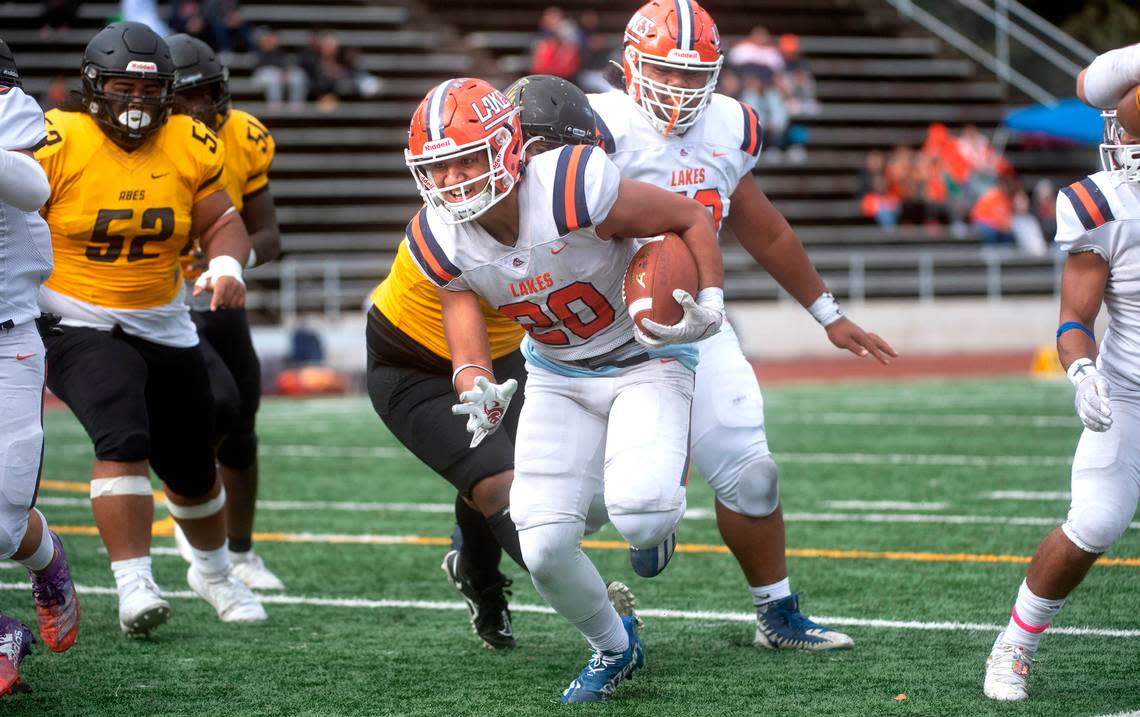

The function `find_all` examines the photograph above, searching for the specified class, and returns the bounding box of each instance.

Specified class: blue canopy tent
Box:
[1002,98,1103,145]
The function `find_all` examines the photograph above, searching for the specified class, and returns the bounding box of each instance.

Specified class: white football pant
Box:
[0,322,45,559]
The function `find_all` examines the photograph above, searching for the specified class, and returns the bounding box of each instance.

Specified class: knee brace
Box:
[1062,503,1132,554]
[610,507,684,550]
[713,451,780,518]
[217,431,258,470]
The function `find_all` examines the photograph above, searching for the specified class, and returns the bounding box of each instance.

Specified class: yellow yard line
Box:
[46,523,1140,567]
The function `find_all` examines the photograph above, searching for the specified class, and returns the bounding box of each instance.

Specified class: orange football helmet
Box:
[622,0,723,136]
[406,78,523,223]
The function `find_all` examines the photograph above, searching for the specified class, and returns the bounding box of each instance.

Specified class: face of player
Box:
[425,150,491,204]
[524,138,562,160]
[641,62,710,91]
[177,86,219,129]
[103,77,165,132]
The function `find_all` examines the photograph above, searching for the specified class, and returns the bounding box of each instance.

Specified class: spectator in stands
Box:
[717,65,741,99]
[1031,178,1057,239]
[169,0,210,43]
[251,27,307,110]
[739,70,788,160]
[778,33,819,116]
[886,145,925,225]
[201,0,254,56]
[39,0,80,37]
[39,75,70,111]
[300,31,382,113]
[121,0,170,36]
[728,26,784,81]
[970,175,1017,245]
[530,7,581,81]
[1011,188,1049,256]
[575,10,612,94]
[861,174,901,232]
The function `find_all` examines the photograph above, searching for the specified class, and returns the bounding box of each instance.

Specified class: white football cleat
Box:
[983,636,1032,701]
[188,567,268,623]
[118,571,171,637]
[606,581,638,619]
[172,523,194,564]
[229,552,285,591]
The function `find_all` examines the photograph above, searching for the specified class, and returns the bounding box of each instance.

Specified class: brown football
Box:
[622,232,699,336]
[1116,84,1140,138]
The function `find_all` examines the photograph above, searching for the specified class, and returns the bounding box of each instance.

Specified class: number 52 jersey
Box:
[408,144,693,373]
[35,110,225,344]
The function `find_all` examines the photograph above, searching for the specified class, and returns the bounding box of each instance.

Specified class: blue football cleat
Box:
[753,593,854,650]
[628,531,676,578]
[560,615,645,704]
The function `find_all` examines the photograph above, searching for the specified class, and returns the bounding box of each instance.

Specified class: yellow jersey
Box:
[37,111,226,310]
[182,108,275,281]
[371,239,524,361]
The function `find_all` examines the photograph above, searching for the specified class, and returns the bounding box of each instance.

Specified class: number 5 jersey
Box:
[35,109,225,347]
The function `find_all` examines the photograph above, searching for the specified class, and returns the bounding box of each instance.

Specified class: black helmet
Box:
[168,33,230,130]
[81,22,175,148]
[505,75,599,148]
[0,38,21,89]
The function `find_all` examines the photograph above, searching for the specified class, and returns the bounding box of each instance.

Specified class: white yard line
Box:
[782,413,1075,428]
[824,500,948,511]
[38,495,1137,530]
[1,580,1135,638]
[987,490,1071,501]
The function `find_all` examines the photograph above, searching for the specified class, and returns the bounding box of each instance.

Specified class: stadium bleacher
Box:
[2,0,1095,316]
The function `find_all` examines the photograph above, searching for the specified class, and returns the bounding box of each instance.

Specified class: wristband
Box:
[451,363,492,390]
[1066,357,1099,387]
[808,291,843,327]
[1057,321,1095,341]
[245,247,258,269]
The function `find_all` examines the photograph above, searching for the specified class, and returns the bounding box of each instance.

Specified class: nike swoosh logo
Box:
[151,172,169,179]
[15,354,35,361]
[550,243,567,254]
[712,150,727,158]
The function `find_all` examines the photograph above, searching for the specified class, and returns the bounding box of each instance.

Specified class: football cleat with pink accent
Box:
[983,636,1032,701]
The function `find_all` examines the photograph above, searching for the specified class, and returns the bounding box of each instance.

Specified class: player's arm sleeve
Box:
[1054,187,1116,261]
[0,89,48,152]
[552,144,622,235]
[404,209,468,291]
[243,123,275,201]
[1082,43,1140,109]
[0,148,50,212]
[733,99,764,180]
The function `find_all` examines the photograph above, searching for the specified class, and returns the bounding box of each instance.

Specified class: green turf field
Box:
[4,377,1139,716]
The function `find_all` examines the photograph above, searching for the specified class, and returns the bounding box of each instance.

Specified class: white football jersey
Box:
[588,89,763,231]
[0,86,53,329]
[1055,172,1140,388]
[407,144,646,367]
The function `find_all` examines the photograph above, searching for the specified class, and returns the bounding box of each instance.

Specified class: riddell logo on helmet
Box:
[423,138,457,153]
[126,60,158,73]
[626,13,655,42]
[667,49,702,62]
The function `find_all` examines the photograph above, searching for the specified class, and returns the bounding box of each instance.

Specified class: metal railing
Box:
[248,249,1066,322]
[884,0,1097,105]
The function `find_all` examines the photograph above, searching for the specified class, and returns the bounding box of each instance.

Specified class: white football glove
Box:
[1068,358,1113,432]
[636,287,725,348]
[451,376,519,448]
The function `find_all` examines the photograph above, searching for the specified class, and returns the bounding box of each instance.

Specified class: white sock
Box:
[111,556,154,592]
[751,577,792,608]
[16,510,54,572]
[1002,579,1065,651]
[191,545,231,577]
[575,604,629,655]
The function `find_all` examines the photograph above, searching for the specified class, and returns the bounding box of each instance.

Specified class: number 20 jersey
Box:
[588,89,763,230]
[408,144,642,367]
[36,110,225,312]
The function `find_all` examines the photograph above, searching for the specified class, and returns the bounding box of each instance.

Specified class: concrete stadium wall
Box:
[253,296,1105,375]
